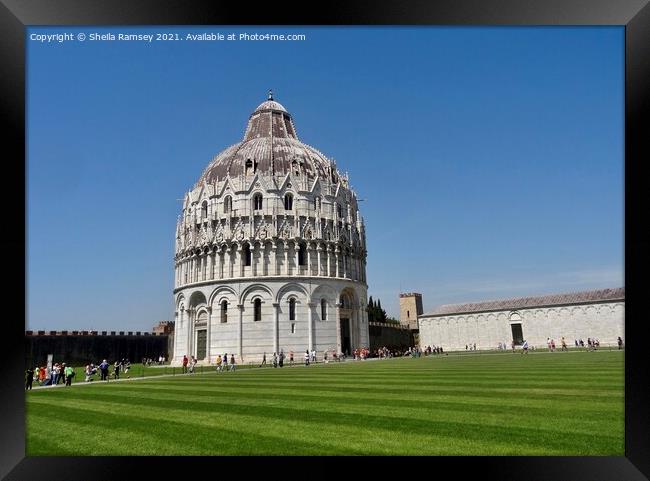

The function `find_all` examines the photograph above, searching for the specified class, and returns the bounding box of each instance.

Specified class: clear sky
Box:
[26,26,624,331]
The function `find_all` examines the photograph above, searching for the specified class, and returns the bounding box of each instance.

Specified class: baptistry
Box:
[172,92,369,364]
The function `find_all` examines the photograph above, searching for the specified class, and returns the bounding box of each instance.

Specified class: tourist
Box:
[311,349,316,362]
[99,359,110,381]
[289,351,294,366]
[38,366,46,385]
[260,352,267,367]
[60,363,68,385]
[324,351,328,363]
[124,360,131,377]
[215,354,222,372]
[229,354,236,371]
[304,350,310,366]
[575,339,579,347]
[522,340,529,354]
[550,339,556,352]
[64,364,75,386]
[272,352,278,368]
[52,363,60,385]
[182,355,188,374]
[561,337,568,351]
[25,367,34,391]
[279,350,285,368]
[114,361,121,380]
[617,336,623,349]
[84,364,92,382]
[222,353,228,371]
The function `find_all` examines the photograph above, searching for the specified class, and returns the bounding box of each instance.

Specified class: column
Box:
[343,253,347,279]
[186,308,192,358]
[295,243,300,276]
[316,244,322,276]
[251,243,257,277]
[229,246,235,278]
[326,246,331,277]
[307,243,312,276]
[206,306,212,362]
[335,248,340,277]
[207,250,213,280]
[271,243,277,276]
[307,302,315,352]
[357,306,365,347]
[284,242,289,276]
[335,303,342,354]
[273,303,280,355]
[238,244,244,278]
[179,307,185,358]
[238,304,244,362]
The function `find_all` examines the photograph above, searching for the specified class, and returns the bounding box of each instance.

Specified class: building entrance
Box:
[196,329,207,360]
[511,323,523,346]
[340,318,351,356]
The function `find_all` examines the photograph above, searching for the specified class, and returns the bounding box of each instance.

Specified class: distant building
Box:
[153,320,175,335]
[399,293,422,330]
[417,287,624,350]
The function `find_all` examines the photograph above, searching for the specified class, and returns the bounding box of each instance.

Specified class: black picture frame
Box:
[2,1,648,479]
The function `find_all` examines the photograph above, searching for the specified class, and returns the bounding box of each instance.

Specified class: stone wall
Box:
[418,301,624,351]
[369,322,415,351]
[25,334,170,368]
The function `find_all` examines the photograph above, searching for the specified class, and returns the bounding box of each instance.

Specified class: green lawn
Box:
[26,350,624,455]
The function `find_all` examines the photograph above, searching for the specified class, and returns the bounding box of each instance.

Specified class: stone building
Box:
[172,93,369,364]
[418,287,624,350]
[399,292,422,330]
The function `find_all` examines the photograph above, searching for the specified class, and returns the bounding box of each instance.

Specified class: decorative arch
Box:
[208,285,237,308]
[175,293,186,310]
[240,283,274,305]
[276,282,309,304]
[189,291,207,308]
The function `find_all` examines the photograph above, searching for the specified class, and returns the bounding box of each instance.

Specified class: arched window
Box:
[201,201,208,220]
[245,159,253,176]
[289,298,296,321]
[297,243,306,266]
[223,196,232,214]
[321,299,327,321]
[244,244,251,266]
[220,300,228,323]
[253,193,263,211]
[254,299,262,322]
[284,193,293,211]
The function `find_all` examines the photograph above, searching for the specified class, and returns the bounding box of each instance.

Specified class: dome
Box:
[196,94,339,186]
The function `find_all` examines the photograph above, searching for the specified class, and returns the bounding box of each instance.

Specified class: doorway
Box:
[196,329,207,360]
[340,318,351,356]
[510,323,523,346]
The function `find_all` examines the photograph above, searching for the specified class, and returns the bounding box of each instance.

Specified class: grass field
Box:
[26,350,624,455]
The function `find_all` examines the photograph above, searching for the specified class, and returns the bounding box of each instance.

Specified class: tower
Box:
[399,293,423,330]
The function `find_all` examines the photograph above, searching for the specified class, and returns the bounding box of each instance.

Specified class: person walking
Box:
[216,354,222,372]
[182,355,188,374]
[304,350,310,366]
[289,351,294,367]
[272,352,278,368]
[260,352,267,367]
[64,364,75,386]
[229,354,236,372]
[561,337,568,351]
[84,364,92,382]
[279,350,284,368]
[522,340,529,354]
[99,359,110,381]
[25,367,34,391]
[618,336,623,349]
[222,353,228,372]
[114,361,120,380]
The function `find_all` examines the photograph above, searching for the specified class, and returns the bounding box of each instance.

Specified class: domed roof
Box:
[196,92,339,186]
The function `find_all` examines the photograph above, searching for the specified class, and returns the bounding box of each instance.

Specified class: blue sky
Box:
[26,26,624,331]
